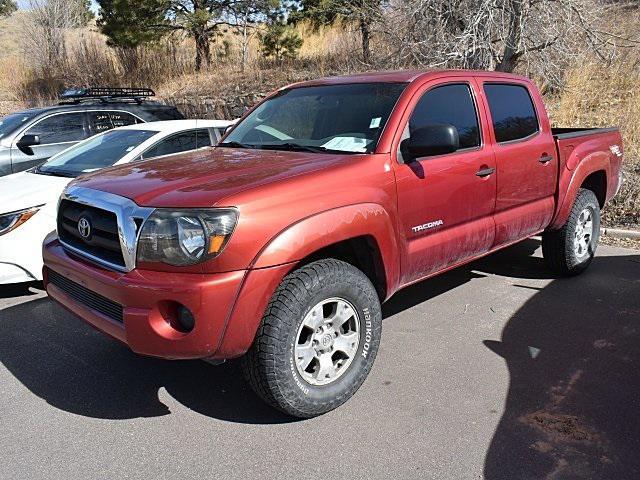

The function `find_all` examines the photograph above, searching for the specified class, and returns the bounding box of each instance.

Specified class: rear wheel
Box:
[242,259,382,418]
[542,188,601,276]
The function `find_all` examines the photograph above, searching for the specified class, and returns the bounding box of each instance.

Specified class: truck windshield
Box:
[36,129,156,177]
[221,82,407,154]
[0,112,38,140]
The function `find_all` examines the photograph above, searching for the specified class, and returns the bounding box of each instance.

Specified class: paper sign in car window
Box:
[322,136,369,153]
[369,117,381,129]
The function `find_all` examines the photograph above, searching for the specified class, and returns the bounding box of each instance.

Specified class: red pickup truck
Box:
[43,70,624,418]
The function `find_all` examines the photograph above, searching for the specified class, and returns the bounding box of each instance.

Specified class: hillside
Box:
[0,11,26,112]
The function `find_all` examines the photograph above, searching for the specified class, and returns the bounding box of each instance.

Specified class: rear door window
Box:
[89,111,141,134]
[408,84,481,150]
[88,112,113,134]
[195,129,212,147]
[143,130,200,159]
[109,111,140,128]
[483,84,539,143]
[25,112,87,144]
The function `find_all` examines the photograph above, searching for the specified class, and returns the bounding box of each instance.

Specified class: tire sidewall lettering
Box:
[362,307,373,359]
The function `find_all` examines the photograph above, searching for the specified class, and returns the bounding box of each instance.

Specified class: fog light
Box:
[176,305,196,333]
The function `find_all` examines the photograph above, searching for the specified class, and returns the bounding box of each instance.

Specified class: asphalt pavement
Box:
[1,239,639,480]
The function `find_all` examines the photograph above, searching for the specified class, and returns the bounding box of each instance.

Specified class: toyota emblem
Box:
[77,217,92,239]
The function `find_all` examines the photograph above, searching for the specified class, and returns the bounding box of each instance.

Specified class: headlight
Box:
[137,209,238,266]
[0,206,40,236]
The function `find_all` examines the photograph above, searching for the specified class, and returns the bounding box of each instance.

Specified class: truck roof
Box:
[284,69,532,89]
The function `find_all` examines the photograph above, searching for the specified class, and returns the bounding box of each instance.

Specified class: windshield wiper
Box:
[260,143,357,154]
[33,166,75,178]
[218,141,254,149]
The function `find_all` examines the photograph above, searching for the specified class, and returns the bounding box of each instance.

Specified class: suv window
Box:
[145,107,184,121]
[409,84,480,150]
[483,84,539,143]
[143,129,210,159]
[88,111,140,134]
[25,112,86,144]
[110,111,140,128]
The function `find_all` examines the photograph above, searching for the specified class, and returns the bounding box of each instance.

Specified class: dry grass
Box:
[547,60,640,226]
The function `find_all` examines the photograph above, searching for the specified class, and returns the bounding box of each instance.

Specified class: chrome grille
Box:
[58,199,126,269]
[57,186,154,272]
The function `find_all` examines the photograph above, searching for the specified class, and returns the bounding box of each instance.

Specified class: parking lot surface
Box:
[1,239,639,479]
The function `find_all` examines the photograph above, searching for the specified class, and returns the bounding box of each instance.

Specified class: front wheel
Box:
[242,259,382,418]
[542,188,601,276]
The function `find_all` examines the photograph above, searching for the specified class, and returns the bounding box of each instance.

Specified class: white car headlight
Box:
[137,209,238,266]
[0,206,40,236]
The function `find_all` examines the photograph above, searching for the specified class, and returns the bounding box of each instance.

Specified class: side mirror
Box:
[401,124,459,160]
[17,134,41,154]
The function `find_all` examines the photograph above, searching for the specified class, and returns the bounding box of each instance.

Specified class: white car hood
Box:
[0,171,71,215]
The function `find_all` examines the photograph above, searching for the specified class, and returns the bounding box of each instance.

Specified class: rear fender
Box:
[550,152,610,230]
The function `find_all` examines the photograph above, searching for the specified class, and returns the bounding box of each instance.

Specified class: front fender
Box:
[213,204,400,358]
[252,203,400,290]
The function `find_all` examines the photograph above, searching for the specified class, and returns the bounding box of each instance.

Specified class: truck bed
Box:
[552,127,619,140]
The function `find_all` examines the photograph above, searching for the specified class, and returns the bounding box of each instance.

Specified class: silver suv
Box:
[0,87,184,177]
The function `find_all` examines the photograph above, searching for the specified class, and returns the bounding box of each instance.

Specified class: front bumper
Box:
[43,238,245,359]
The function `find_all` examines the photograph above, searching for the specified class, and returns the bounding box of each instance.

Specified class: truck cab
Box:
[42,70,624,418]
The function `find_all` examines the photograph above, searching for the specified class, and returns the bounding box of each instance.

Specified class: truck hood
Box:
[0,170,71,214]
[73,147,356,208]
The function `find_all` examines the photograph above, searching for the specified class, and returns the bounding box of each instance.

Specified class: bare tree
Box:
[388,0,620,83]
[21,0,92,72]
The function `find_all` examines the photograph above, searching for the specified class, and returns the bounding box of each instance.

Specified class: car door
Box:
[11,112,88,173]
[393,81,497,284]
[480,82,558,246]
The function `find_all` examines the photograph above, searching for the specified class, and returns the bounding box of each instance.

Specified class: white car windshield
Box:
[36,129,156,177]
[221,82,407,154]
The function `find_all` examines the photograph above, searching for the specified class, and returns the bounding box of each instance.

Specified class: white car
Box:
[0,119,235,284]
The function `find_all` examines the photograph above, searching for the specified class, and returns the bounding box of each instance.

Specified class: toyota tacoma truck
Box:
[42,70,624,418]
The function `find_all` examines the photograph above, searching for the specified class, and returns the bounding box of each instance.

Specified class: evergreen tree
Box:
[97,0,244,71]
[259,16,303,60]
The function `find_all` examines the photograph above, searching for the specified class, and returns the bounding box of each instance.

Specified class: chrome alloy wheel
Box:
[294,298,360,386]
[574,207,594,259]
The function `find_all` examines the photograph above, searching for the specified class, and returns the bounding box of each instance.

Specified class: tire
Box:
[542,188,601,276]
[242,259,382,418]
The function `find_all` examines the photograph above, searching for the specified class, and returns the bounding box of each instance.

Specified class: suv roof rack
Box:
[58,87,156,105]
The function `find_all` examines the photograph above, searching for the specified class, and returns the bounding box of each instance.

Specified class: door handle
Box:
[476,167,495,178]
[539,154,553,164]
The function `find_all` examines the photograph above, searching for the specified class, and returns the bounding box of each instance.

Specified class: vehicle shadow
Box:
[482,252,640,479]
[0,238,553,425]
[0,245,529,425]
[1,239,637,437]
[382,238,545,317]
[0,291,297,423]
[0,281,44,299]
